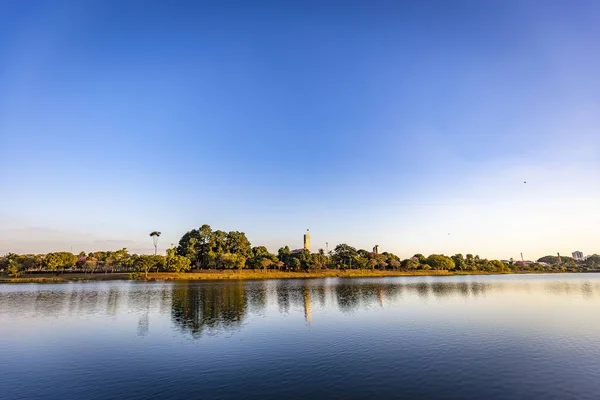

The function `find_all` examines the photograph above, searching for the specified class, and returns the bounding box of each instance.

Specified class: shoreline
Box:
[0,269,577,284]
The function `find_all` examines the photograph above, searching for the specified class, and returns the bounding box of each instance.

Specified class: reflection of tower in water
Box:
[377,288,384,308]
[303,287,312,325]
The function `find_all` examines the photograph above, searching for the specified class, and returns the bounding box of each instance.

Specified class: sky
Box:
[1,0,599,260]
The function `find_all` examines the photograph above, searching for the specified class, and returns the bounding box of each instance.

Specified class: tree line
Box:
[1,223,598,278]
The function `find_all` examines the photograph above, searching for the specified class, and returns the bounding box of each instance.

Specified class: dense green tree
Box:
[133,255,154,279]
[488,260,508,272]
[211,230,227,254]
[584,255,600,268]
[43,252,77,273]
[371,253,388,269]
[198,224,215,263]
[413,254,425,262]
[424,254,455,270]
[401,258,420,270]
[353,255,369,270]
[465,254,475,266]
[7,254,44,272]
[132,255,164,278]
[7,258,23,277]
[225,231,252,258]
[153,255,166,272]
[311,252,328,270]
[248,246,277,270]
[166,255,192,273]
[0,253,12,271]
[388,258,401,270]
[368,258,378,269]
[278,246,293,269]
[260,258,275,270]
[294,249,312,271]
[332,244,358,269]
[177,228,201,265]
[221,253,246,270]
[537,255,576,267]
[384,252,401,270]
[451,254,466,270]
[289,257,302,271]
[166,248,192,273]
[357,249,370,259]
[177,224,215,268]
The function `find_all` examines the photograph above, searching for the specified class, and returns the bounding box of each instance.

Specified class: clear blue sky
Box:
[1,1,599,259]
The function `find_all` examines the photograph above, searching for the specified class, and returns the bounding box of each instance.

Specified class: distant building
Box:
[373,245,380,254]
[572,251,584,261]
[538,262,550,267]
[304,233,310,252]
[515,260,535,267]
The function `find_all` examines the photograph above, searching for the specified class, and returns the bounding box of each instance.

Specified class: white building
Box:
[572,251,584,261]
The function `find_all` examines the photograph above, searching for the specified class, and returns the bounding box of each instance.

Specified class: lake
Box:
[1,274,600,399]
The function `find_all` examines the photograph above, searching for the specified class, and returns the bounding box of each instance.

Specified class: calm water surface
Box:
[1,274,600,399]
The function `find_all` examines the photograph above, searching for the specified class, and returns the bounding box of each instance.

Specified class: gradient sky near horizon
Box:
[1,1,599,259]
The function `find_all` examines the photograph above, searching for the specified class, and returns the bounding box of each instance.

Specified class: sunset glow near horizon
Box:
[1,1,599,260]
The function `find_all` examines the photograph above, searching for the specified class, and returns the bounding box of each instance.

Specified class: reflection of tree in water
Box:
[331,280,493,312]
[430,283,456,299]
[430,282,485,299]
[544,281,600,298]
[414,282,431,300]
[276,282,292,314]
[335,283,363,313]
[358,284,379,304]
[137,311,149,337]
[311,284,327,308]
[246,281,268,314]
[332,283,404,312]
[32,291,70,316]
[581,282,594,299]
[171,282,247,338]
[470,282,488,297]
[458,282,470,298]
[106,289,120,316]
[398,281,490,300]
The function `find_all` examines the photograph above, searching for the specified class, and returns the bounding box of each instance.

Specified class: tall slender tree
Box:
[150,231,161,255]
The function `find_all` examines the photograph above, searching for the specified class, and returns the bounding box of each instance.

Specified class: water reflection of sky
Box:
[1,275,599,342]
[2,275,600,399]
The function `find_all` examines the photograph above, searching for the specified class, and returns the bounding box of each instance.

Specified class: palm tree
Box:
[149,231,161,255]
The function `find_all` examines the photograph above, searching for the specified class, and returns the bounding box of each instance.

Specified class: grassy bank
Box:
[150,269,505,281]
[0,269,515,283]
[0,273,131,283]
